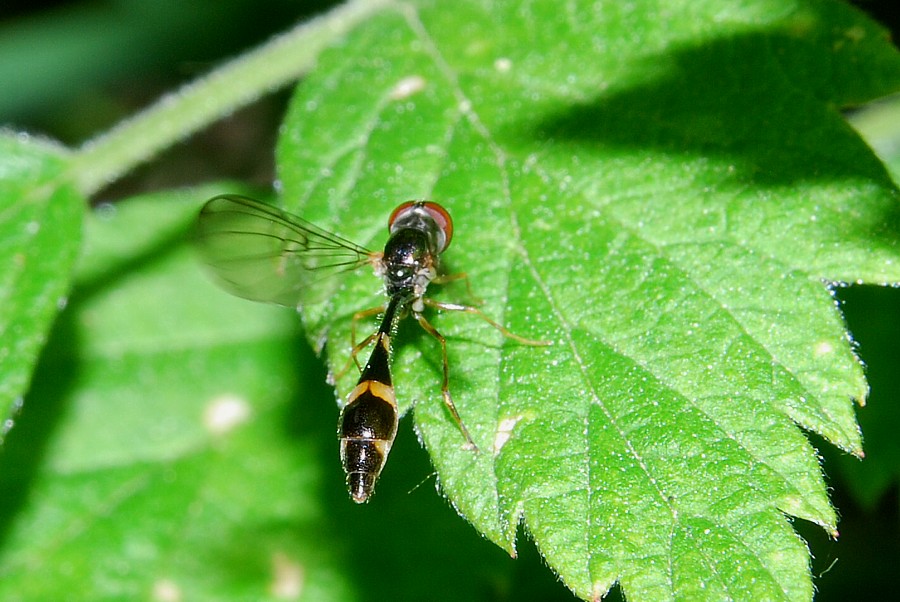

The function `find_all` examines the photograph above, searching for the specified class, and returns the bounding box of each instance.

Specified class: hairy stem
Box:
[71,0,393,196]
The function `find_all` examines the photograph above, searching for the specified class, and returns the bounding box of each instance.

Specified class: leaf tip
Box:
[592,580,614,602]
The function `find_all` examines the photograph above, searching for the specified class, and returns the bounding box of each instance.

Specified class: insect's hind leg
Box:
[413,311,479,452]
[333,305,384,383]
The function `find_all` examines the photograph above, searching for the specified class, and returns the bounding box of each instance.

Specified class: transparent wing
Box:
[195,194,377,307]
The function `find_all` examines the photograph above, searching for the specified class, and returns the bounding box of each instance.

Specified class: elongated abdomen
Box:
[338,329,398,503]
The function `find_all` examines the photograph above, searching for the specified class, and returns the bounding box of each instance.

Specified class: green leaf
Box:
[850,93,900,185]
[273,1,900,599]
[0,189,335,600]
[0,133,82,439]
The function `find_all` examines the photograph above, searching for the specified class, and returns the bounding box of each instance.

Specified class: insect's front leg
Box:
[423,298,551,346]
[432,272,483,306]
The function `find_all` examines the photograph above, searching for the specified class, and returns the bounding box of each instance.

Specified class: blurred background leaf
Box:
[0,134,82,440]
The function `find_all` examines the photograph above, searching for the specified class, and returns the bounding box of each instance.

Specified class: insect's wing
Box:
[195,195,376,307]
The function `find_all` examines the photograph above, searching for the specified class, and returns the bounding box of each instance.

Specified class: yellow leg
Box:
[334,305,384,381]
[413,311,479,452]
[432,271,483,305]
[423,298,551,346]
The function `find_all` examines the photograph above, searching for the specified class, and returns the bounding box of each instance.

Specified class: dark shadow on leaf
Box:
[513,29,900,249]
[0,215,193,548]
[0,312,80,548]
[521,31,892,181]
[74,216,193,304]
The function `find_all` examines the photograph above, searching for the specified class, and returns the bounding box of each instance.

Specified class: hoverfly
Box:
[195,195,548,502]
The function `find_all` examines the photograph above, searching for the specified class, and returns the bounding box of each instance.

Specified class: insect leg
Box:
[333,306,385,383]
[423,298,552,346]
[432,271,483,305]
[349,306,385,371]
[413,311,478,452]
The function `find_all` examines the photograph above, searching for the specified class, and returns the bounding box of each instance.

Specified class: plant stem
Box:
[70,0,393,197]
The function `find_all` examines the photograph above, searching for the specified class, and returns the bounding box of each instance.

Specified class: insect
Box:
[195,195,548,502]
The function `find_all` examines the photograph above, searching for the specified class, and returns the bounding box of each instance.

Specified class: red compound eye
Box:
[388,201,454,252]
[387,201,416,230]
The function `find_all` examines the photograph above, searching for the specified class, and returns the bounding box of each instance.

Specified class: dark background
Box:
[1,1,898,600]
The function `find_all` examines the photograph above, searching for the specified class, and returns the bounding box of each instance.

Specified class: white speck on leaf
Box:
[494,57,512,72]
[389,75,426,99]
[152,578,182,602]
[203,394,251,434]
[270,551,305,599]
[494,414,524,454]
[815,341,834,356]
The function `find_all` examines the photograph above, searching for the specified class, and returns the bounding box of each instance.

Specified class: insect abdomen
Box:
[339,333,398,503]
